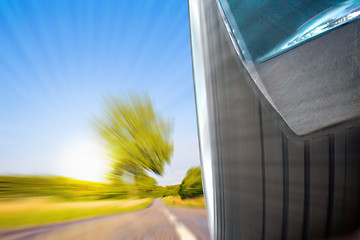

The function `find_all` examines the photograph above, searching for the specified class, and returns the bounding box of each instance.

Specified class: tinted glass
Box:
[218,0,360,62]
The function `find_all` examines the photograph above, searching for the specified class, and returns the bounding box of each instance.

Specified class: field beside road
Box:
[162,196,206,208]
[0,197,152,229]
[0,199,209,240]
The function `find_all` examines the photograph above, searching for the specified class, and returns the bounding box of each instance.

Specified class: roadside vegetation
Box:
[162,196,205,208]
[178,166,203,199]
[162,166,205,208]
[0,174,155,229]
[0,175,163,200]
[0,197,152,229]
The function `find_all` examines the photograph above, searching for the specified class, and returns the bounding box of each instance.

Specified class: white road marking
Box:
[162,208,197,240]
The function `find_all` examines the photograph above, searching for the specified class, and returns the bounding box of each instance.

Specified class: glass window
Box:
[218,0,360,62]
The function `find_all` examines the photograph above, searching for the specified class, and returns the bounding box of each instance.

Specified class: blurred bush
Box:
[161,185,180,197]
[178,166,203,199]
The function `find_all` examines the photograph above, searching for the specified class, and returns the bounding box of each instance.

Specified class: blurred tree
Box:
[178,166,203,199]
[96,94,173,182]
[162,185,180,197]
[135,172,158,198]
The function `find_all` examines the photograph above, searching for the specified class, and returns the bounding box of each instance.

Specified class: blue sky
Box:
[0,0,200,186]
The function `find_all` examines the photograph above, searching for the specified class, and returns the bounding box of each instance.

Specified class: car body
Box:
[188,0,360,239]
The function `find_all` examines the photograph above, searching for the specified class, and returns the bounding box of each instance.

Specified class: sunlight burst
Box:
[56,137,109,182]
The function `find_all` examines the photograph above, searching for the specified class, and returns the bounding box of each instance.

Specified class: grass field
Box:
[162,196,206,208]
[0,197,152,229]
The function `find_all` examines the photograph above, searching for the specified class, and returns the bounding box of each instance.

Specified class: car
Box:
[188,0,360,239]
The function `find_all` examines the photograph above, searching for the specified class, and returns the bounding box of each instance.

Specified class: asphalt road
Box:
[0,199,210,240]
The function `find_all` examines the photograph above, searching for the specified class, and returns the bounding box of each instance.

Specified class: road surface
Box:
[0,199,210,240]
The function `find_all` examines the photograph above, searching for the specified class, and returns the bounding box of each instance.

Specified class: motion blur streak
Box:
[189,0,360,239]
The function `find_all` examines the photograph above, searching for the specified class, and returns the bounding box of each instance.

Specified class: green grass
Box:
[0,197,152,229]
[162,196,206,208]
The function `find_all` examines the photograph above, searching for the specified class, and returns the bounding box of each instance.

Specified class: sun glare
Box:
[56,137,109,182]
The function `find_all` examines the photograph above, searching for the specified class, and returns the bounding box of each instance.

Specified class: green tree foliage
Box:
[178,166,203,199]
[150,185,165,198]
[134,172,158,198]
[96,94,173,179]
[162,185,180,197]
